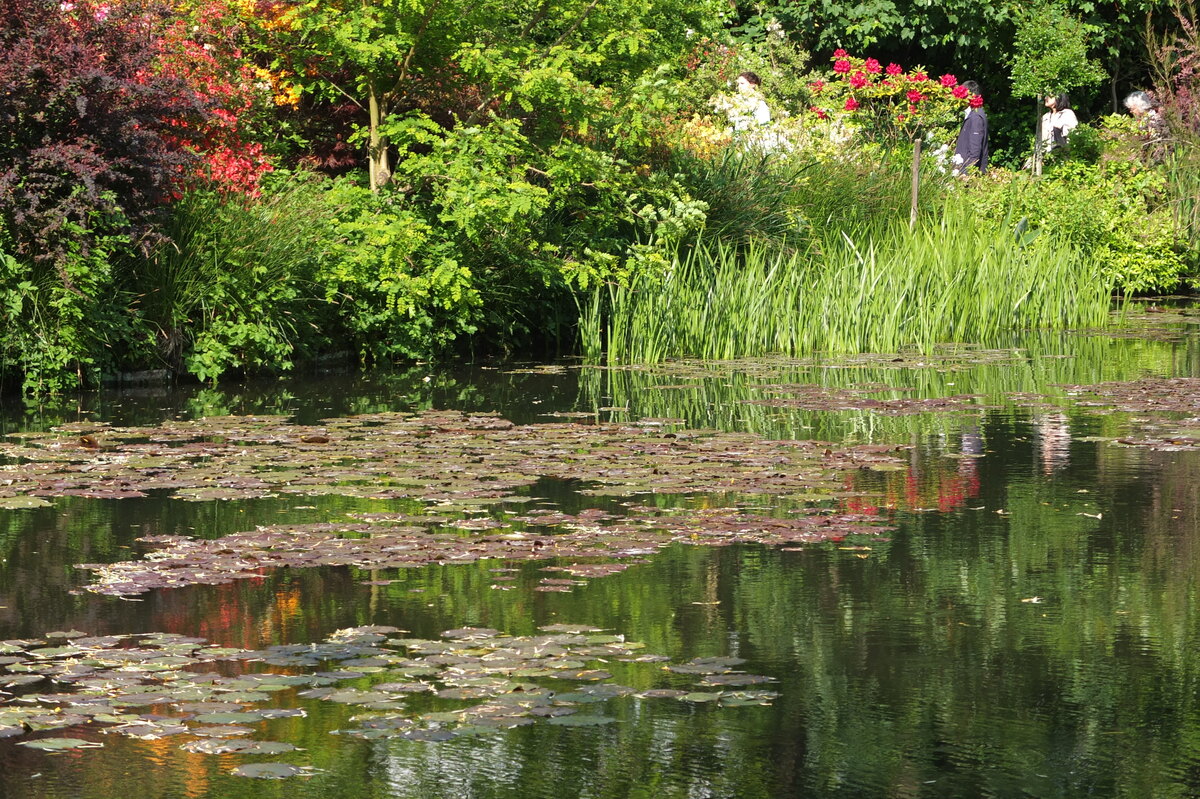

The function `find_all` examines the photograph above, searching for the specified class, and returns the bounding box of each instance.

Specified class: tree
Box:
[1009,1,1106,174]
[260,0,726,190]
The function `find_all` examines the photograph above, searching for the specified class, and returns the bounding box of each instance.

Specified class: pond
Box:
[1,304,1198,798]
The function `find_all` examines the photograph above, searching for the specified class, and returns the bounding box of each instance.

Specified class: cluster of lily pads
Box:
[0,624,777,777]
[745,383,987,414]
[0,409,901,594]
[1062,378,1200,451]
[79,502,893,596]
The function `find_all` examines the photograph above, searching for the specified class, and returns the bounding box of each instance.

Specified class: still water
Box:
[1,318,1199,798]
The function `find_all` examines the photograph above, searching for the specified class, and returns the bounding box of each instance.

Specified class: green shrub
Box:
[0,212,136,395]
[967,160,1190,295]
[317,179,482,363]
[133,177,331,383]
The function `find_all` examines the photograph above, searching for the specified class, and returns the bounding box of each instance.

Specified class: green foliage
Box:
[1009,1,1107,100]
[317,179,481,363]
[965,158,1190,295]
[676,23,814,114]
[0,212,134,395]
[597,199,1112,364]
[135,179,331,383]
[1055,122,1103,163]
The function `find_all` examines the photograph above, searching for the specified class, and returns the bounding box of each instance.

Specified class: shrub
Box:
[0,0,206,268]
[134,177,331,383]
[966,159,1189,295]
[316,179,482,364]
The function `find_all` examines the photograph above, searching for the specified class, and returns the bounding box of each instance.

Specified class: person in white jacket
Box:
[1041,93,1078,153]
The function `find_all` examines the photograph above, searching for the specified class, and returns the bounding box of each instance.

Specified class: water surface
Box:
[2,319,1199,798]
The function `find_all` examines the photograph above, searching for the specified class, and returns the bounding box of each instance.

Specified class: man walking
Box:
[952,81,988,176]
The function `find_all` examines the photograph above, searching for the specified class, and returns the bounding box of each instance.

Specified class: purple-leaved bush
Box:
[0,0,211,269]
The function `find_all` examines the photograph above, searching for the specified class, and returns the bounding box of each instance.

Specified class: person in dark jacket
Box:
[952,80,988,176]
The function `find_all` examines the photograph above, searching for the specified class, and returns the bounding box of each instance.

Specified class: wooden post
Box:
[910,135,922,228]
[1033,98,1044,176]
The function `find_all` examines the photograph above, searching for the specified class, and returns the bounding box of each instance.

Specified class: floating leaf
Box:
[681,692,722,703]
[546,715,616,726]
[230,763,305,779]
[18,737,103,751]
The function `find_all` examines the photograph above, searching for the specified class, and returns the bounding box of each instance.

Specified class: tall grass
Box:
[597,201,1113,364]
[1163,149,1200,270]
[131,180,330,379]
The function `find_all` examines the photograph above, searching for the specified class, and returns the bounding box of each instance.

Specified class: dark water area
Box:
[1,313,1199,798]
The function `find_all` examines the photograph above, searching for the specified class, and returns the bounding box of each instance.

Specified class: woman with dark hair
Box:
[1041,93,1078,152]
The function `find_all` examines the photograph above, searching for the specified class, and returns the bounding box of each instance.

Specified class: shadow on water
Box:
[1,320,1199,798]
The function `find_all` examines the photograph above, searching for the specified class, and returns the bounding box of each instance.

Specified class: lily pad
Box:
[545,715,616,726]
[230,763,306,779]
[17,737,103,751]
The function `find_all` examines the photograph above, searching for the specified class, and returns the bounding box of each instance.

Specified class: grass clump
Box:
[598,201,1112,364]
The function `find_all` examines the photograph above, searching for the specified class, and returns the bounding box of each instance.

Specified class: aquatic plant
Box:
[598,202,1113,364]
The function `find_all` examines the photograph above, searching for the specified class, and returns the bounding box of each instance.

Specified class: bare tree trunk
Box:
[367,80,390,192]
[909,135,921,228]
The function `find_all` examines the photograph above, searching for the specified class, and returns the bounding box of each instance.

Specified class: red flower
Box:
[969,93,984,108]
[811,106,828,119]
[833,59,851,73]
[906,89,923,103]
[886,62,903,75]
[952,85,969,99]
[844,96,859,111]
[896,112,907,123]
[909,71,928,82]
[864,58,882,74]
[833,48,848,57]
[849,71,868,89]
[939,74,957,87]
[810,80,825,92]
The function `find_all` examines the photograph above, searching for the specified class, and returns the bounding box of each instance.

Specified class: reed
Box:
[595,201,1113,365]
[1163,149,1200,266]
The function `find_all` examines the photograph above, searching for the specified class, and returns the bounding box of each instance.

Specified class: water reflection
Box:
[1,325,1199,798]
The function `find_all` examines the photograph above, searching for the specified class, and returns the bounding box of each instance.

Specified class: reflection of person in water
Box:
[954,424,983,503]
[1034,412,1071,474]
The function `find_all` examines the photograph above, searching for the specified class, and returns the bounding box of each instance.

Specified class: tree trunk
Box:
[909,135,921,228]
[367,80,390,192]
[1032,99,1044,176]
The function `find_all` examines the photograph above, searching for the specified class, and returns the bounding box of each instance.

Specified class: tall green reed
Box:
[131,179,330,380]
[596,200,1113,365]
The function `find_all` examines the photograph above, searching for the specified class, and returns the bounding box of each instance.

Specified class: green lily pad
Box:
[0,496,51,509]
[18,737,103,751]
[546,715,616,726]
[230,763,306,779]
[681,692,722,703]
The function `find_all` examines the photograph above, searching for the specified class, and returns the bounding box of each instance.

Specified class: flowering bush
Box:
[152,0,281,194]
[807,51,977,144]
